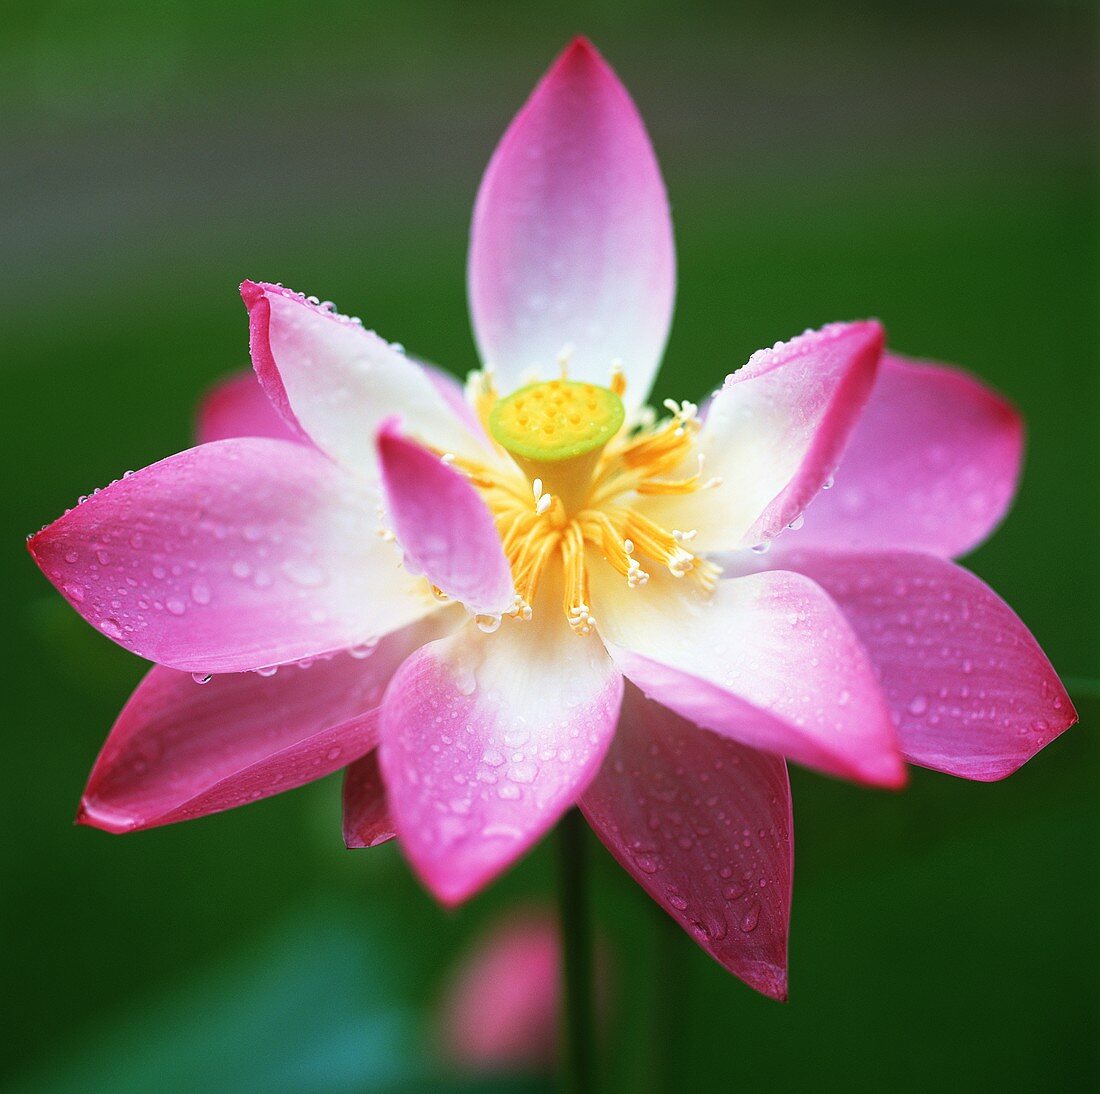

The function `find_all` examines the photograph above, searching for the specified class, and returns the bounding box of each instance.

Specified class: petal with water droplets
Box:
[794,354,1023,557]
[468,37,675,405]
[78,620,438,832]
[775,549,1077,780]
[28,439,433,673]
[380,612,623,905]
[242,281,489,478]
[590,563,904,788]
[641,321,882,552]
[581,686,792,999]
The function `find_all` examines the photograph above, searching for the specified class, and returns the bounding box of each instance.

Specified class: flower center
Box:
[445,368,720,635]
[488,380,625,513]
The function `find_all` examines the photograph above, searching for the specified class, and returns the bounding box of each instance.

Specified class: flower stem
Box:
[557,807,596,1093]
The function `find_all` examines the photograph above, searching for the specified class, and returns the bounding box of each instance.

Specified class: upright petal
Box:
[342,750,396,848]
[581,687,792,999]
[468,37,675,405]
[778,549,1077,780]
[28,439,433,672]
[380,612,623,904]
[377,422,515,616]
[590,564,904,787]
[198,362,478,446]
[242,282,488,477]
[197,369,301,445]
[792,354,1024,557]
[642,322,882,551]
[79,617,439,833]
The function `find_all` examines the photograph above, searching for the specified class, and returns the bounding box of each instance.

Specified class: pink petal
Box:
[197,362,478,446]
[776,549,1077,780]
[196,369,301,445]
[342,750,396,848]
[468,37,675,404]
[380,615,624,904]
[79,619,436,832]
[642,321,882,552]
[377,421,514,616]
[590,564,905,787]
[793,354,1024,557]
[438,909,561,1071]
[242,281,487,477]
[581,686,792,999]
[28,439,433,673]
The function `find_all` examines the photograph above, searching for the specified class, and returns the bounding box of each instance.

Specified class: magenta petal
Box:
[469,37,675,404]
[78,621,433,832]
[590,565,905,788]
[380,618,624,904]
[196,369,302,445]
[342,750,396,848]
[28,439,432,672]
[581,687,792,999]
[643,321,883,551]
[796,354,1023,557]
[779,549,1077,780]
[377,422,514,616]
[242,281,486,476]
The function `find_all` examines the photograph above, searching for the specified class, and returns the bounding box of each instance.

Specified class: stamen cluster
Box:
[444,367,721,635]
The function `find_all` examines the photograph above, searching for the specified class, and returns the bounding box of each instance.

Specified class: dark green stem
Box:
[557,807,596,1094]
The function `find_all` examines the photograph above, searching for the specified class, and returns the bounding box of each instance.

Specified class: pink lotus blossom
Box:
[437,910,565,1073]
[28,37,1076,1000]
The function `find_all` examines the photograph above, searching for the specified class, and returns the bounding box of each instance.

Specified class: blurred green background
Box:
[2,1,1097,1090]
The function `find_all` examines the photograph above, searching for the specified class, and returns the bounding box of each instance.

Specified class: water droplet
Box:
[192,673,213,685]
[475,613,502,634]
[750,541,771,555]
[255,665,279,677]
[907,694,928,716]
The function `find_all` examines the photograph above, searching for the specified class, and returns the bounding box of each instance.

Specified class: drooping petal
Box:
[242,281,489,477]
[642,321,882,552]
[581,686,792,999]
[78,618,440,833]
[380,612,624,904]
[28,439,433,673]
[775,548,1077,780]
[197,369,301,445]
[791,354,1024,557]
[342,750,396,848]
[377,421,514,616]
[468,37,675,405]
[589,563,904,787]
[438,910,561,1071]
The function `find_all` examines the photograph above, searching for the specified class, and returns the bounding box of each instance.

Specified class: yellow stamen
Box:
[439,371,721,634]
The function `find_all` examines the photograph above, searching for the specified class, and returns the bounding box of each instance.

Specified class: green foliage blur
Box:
[2,1,1096,1091]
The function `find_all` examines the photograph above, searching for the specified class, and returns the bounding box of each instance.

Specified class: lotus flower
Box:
[436,909,569,1073]
[28,38,1076,1001]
